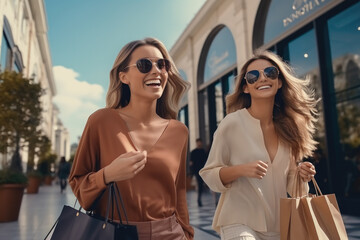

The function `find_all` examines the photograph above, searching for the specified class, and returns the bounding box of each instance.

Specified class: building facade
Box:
[0,0,69,168]
[52,105,70,161]
[171,0,360,214]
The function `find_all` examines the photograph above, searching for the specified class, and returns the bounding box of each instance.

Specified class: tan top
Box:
[69,108,194,239]
[200,108,308,233]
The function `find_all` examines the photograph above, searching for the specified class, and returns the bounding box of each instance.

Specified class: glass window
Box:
[215,81,224,126]
[14,62,20,73]
[288,29,329,192]
[178,106,189,128]
[204,27,237,83]
[288,30,318,77]
[1,35,11,71]
[264,0,336,45]
[199,89,210,147]
[328,1,360,93]
[226,73,236,96]
[328,1,360,198]
[179,109,186,124]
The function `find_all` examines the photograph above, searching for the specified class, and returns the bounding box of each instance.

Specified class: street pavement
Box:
[0,182,359,239]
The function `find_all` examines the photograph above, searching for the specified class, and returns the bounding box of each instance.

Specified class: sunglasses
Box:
[244,66,279,84]
[124,58,171,74]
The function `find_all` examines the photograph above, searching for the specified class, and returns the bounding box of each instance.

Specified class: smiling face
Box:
[119,45,168,102]
[243,59,282,100]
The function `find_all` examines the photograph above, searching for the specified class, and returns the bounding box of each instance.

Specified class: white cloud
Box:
[53,66,105,144]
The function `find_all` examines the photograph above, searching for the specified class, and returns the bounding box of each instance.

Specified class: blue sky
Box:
[45,0,206,144]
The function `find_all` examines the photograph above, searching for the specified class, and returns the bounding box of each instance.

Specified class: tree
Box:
[27,130,45,172]
[36,135,57,176]
[0,71,43,172]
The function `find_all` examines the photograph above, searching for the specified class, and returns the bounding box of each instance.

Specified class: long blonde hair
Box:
[107,37,190,119]
[226,51,318,161]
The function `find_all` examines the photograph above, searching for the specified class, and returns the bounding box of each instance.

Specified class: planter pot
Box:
[0,184,25,222]
[44,175,53,185]
[26,177,42,194]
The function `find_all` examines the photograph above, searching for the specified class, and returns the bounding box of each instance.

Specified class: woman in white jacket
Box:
[200,51,317,240]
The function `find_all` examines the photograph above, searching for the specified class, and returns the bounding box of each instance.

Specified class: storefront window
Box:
[215,81,223,126]
[198,89,210,147]
[203,27,236,83]
[178,106,189,128]
[226,73,236,96]
[199,26,237,145]
[0,34,11,71]
[328,1,360,198]
[288,29,329,192]
[264,0,336,45]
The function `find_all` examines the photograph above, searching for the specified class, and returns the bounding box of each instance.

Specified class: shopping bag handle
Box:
[292,169,306,197]
[112,182,130,224]
[104,182,130,226]
[311,177,323,196]
[292,169,323,197]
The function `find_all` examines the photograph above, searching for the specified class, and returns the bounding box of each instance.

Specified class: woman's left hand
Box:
[298,161,316,182]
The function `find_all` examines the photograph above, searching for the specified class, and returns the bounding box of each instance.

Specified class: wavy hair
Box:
[226,51,318,161]
[106,37,190,119]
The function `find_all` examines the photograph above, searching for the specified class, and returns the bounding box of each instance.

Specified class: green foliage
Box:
[0,170,28,185]
[0,71,44,171]
[27,134,51,172]
[38,153,57,176]
[37,135,52,159]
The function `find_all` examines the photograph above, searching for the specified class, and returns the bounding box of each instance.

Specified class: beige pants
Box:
[128,214,186,240]
[220,224,280,240]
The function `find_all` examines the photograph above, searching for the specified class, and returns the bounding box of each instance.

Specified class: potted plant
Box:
[0,169,27,222]
[38,153,57,185]
[26,170,43,194]
[0,71,43,222]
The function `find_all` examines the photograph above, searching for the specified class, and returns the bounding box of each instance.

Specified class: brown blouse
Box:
[69,108,194,239]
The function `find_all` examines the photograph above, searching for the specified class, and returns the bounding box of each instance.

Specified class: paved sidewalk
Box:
[0,183,359,239]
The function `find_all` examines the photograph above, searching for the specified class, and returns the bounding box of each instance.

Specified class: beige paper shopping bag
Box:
[280,172,348,240]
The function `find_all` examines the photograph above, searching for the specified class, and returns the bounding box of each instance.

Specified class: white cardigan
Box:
[199,108,308,233]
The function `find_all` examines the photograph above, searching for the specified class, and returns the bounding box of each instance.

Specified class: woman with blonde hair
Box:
[69,37,194,239]
[200,51,317,239]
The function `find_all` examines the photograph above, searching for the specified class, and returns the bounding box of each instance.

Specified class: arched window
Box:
[197,25,237,145]
[1,16,24,72]
[253,0,336,49]
[200,26,237,84]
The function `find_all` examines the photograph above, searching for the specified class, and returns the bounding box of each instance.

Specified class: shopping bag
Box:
[45,183,138,240]
[280,172,348,240]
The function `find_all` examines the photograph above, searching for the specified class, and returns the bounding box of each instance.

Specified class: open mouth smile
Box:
[145,79,161,87]
[257,85,271,90]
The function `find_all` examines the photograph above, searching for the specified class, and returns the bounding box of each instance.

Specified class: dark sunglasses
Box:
[244,66,279,84]
[124,58,170,74]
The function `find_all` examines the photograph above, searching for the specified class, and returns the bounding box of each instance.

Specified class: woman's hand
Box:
[219,160,268,185]
[298,161,316,182]
[104,150,147,183]
[242,160,268,179]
